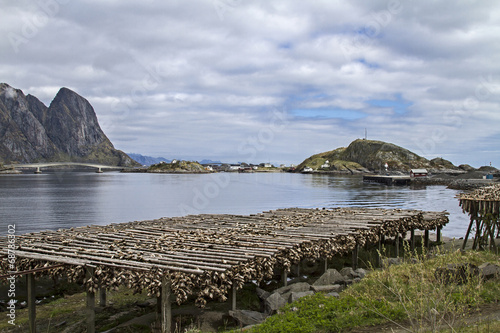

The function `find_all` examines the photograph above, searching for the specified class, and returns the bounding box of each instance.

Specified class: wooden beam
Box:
[86,266,95,333]
[0,263,65,279]
[161,275,172,333]
[231,283,237,311]
[27,273,36,333]
[462,217,474,250]
[351,244,359,270]
[395,234,400,258]
[410,229,415,251]
[424,229,430,249]
[99,287,106,307]
[436,226,442,244]
[282,268,288,287]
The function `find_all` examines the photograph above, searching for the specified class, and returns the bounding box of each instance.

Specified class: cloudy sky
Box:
[2,0,499,167]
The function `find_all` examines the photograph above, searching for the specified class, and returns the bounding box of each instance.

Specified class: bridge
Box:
[6,162,132,174]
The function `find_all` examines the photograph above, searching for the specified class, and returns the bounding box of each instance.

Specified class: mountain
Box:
[0,83,138,166]
[296,139,460,173]
[128,153,171,166]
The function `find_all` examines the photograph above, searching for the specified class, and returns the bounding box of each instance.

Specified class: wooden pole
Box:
[410,229,415,251]
[436,226,442,244]
[157,295,162,319]
[27,273,36,333]
[351,244,359,270]
[323,258,328,273]
[462,216,474,250]
[231,283,237,311]
[395,234,400,258]
[99,287,106,307]
[377,238,381,267]
[424,229,430,249]
[282,268,288,287]
[161,275,172,333]
[86,266,96,333]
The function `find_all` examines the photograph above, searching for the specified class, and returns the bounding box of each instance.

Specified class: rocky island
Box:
[296,139,498,189]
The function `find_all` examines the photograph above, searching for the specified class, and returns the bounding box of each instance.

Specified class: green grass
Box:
[248,248,500,333]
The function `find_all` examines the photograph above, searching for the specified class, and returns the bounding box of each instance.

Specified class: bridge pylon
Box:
[34,167,42,174]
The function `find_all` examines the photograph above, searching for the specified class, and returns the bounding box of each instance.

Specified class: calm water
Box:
[0,171,470,238]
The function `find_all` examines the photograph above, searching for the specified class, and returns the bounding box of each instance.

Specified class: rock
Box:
[229,310,268,326]
[435,263,480,284]
[339,267,357,279]
[382,257,403,268]
[0,83,138,166]
[355,268,367,279]
[326,292,340,298]
[479,263,500,280]
[255,287,271,300]
[288,291,314,303]
[273,282,311,301]
[313,269,346,286]
[264,293,287,314]
[310,284,343,293]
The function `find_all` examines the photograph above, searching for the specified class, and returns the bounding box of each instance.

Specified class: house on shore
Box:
[410,169,428,178]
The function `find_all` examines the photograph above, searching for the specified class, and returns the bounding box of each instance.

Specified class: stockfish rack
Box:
[0,207,448,333]
[459,184,500,252]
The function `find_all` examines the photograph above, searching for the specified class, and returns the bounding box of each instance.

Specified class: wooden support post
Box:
[157,295,162,318]
[27,273,36,333]
[323,258,328,273]
[99,287,106,307]
[395,234,400,258]
[424,229,430,249]
[295,261,301,277]
[410,229,415,251]
[377,237,382,268]
[436,226,442,244]
[86,266,96,333]
[161,275,172,333]
[462,217,474,250]
[352,244,359,270]
[231,283,237,311]
[282,268,288,287]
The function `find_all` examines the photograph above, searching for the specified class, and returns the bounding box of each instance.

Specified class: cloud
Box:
[1,0,499,167]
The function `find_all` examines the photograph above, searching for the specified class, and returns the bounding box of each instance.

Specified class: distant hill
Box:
[128,153,171,166]
[296,139,460,173]
[0,83,138,166]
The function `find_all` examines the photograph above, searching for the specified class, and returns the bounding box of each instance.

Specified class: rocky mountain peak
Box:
[0,83,138,166]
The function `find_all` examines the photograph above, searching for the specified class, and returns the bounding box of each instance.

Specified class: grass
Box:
[247,247,500,333]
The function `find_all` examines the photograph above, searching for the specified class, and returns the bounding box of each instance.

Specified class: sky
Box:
[2,0,500,167]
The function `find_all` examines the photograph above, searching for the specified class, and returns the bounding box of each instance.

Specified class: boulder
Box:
[326,292,340,298]
[229,310,268,327]
[264,293,287,314]
[382,257,403,268]
[355,268,367,279]
[339,267,357,279]
[313,269,346,286]
[479,263,500,280]
[435,263,480,285]
[273,282,311,295]
[310,284,343,293]
[255,287,270,300]
[288,291,314,303]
